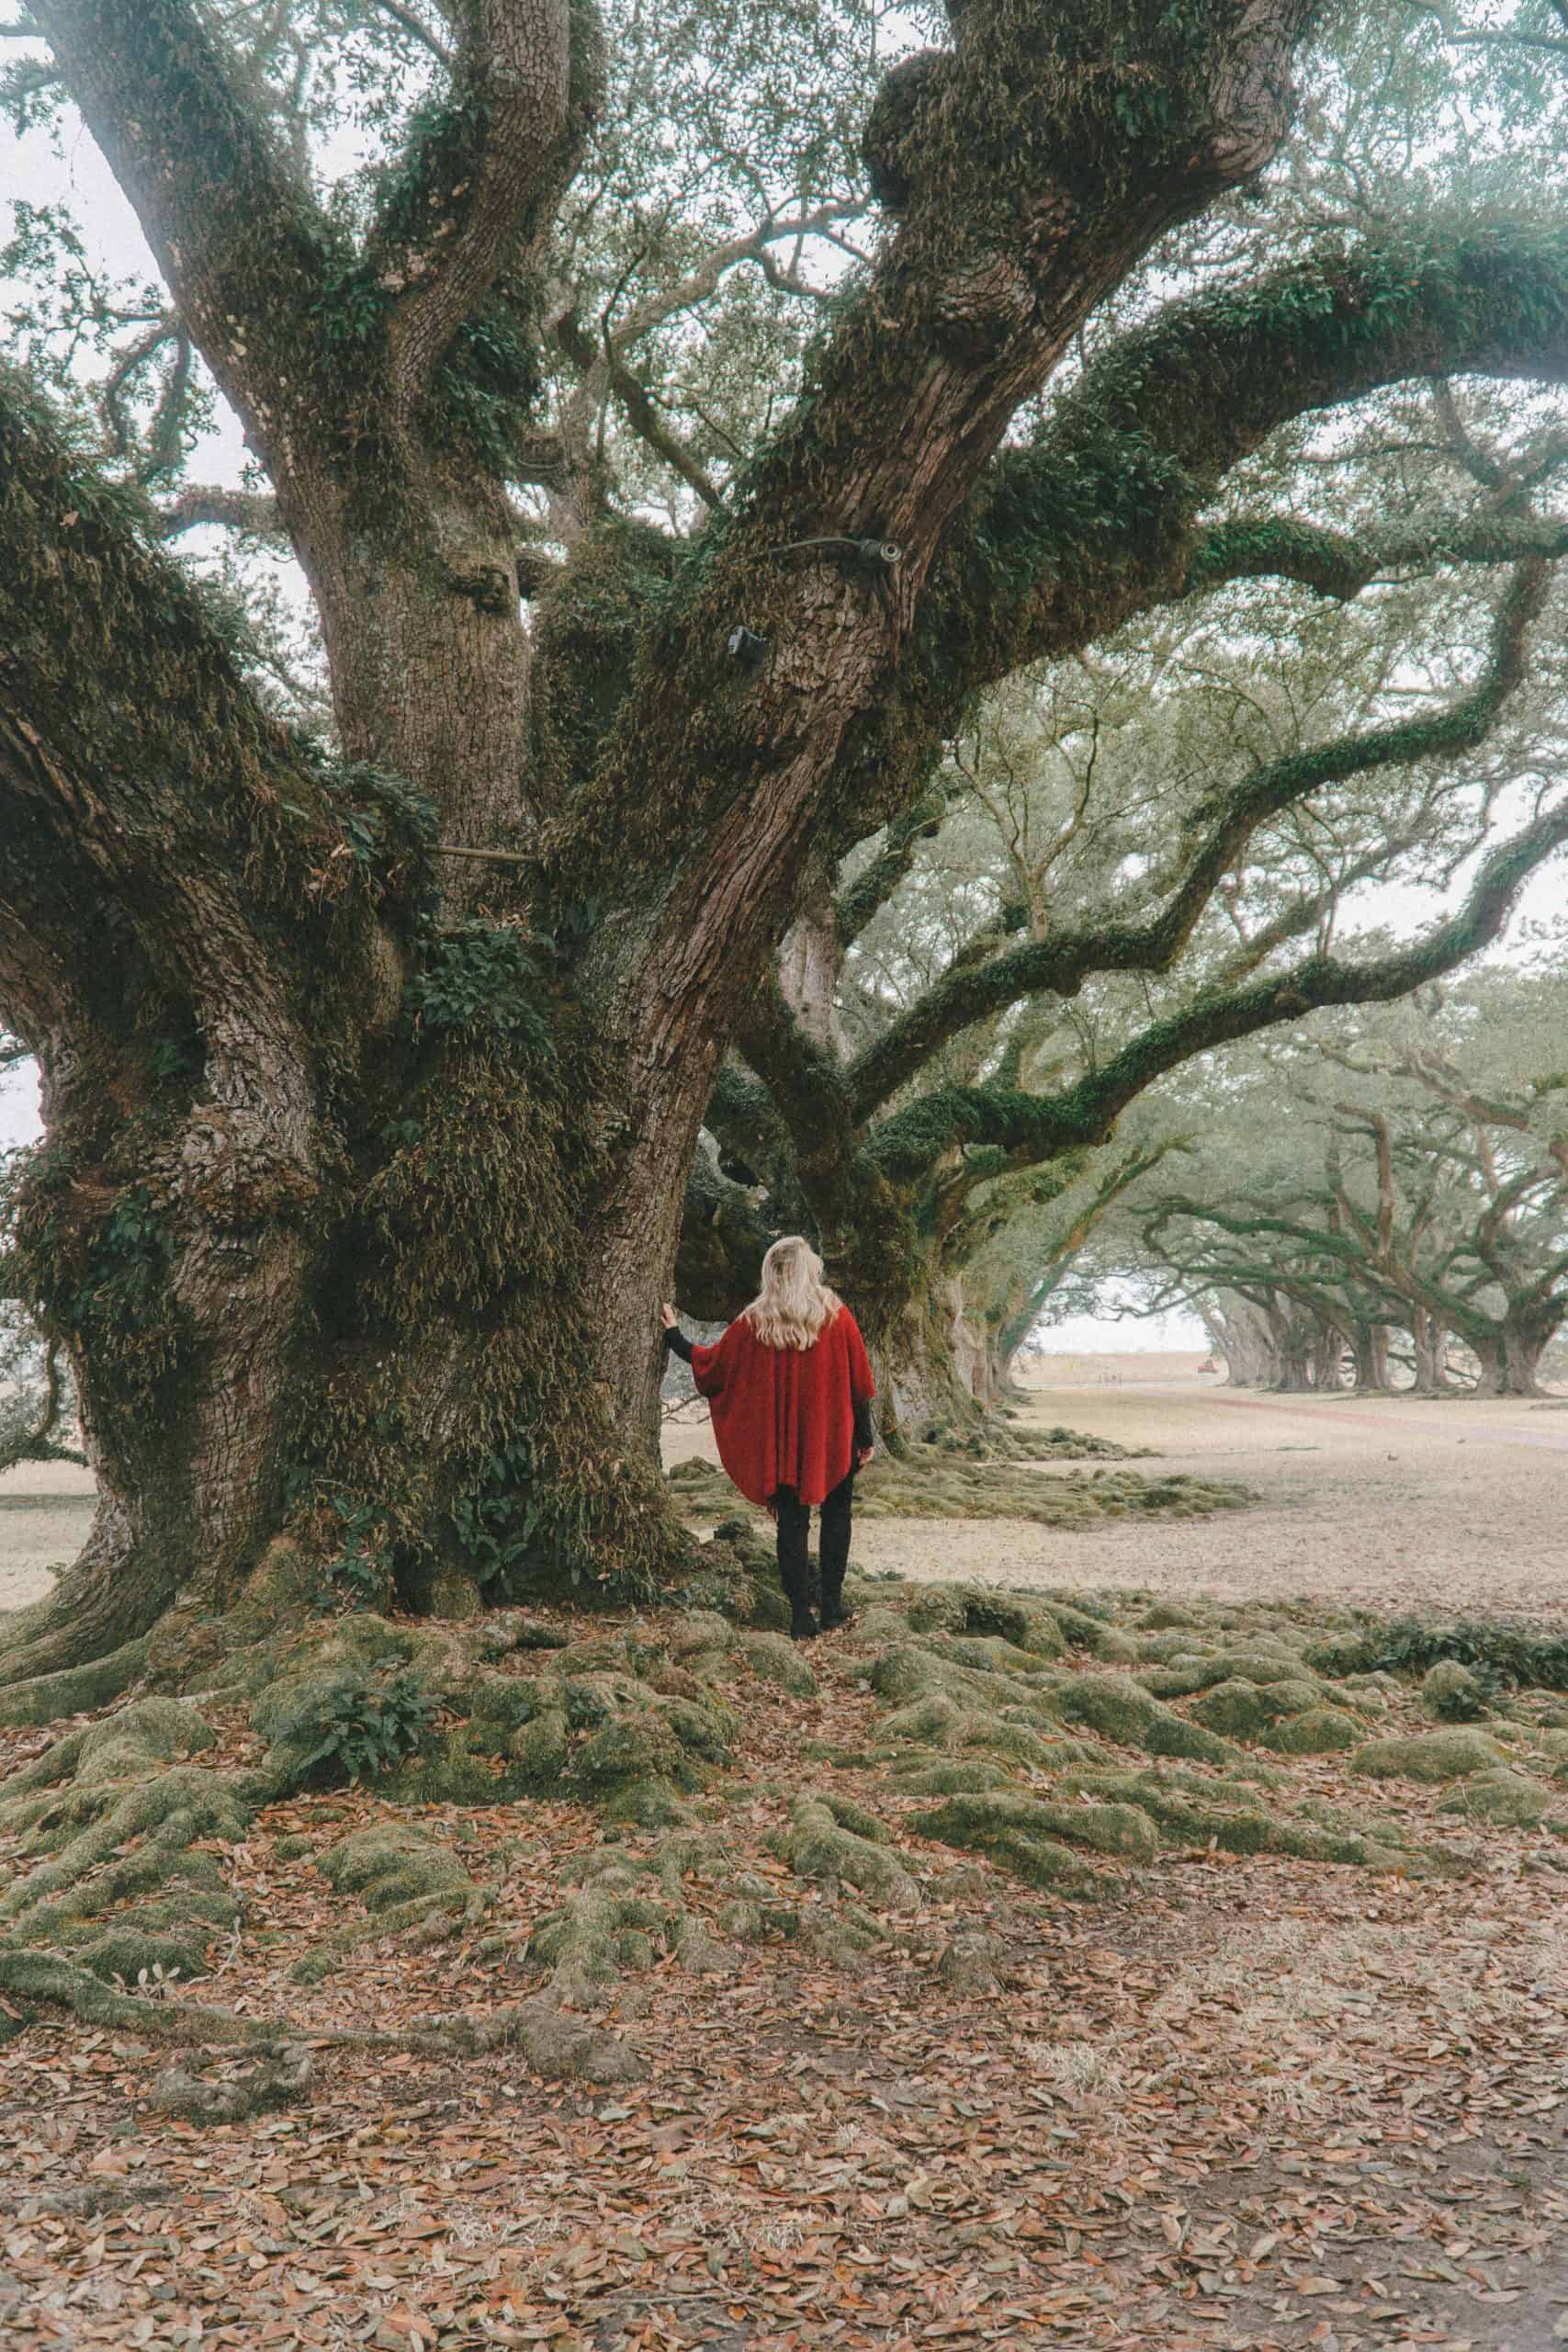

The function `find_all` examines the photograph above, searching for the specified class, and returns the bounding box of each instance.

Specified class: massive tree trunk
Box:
[1350,1322,1393,1394]
[1268,1304,1316,1393]
[876,1280,993,1446]
[1408,1308,1455,1396]
[1199,1296,1280,1387]
[1471,1320,1551,1398]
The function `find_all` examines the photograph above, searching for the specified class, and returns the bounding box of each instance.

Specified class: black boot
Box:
[774,1488,818,1641]
[818,1471,854,1630]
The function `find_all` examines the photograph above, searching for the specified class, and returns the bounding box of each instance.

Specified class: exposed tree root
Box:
[0,1950,275,2045]
[0,2181,178,2221]
[151,2044,314,2124]
[4,1554,1566,2120]
[0,1638,149,1726]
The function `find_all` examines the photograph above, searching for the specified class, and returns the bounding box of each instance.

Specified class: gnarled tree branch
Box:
[848,560,1551,1119]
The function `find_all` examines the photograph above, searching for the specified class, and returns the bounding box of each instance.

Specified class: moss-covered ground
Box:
[668,1433,1250,1526]
[3,1529,1567,2347]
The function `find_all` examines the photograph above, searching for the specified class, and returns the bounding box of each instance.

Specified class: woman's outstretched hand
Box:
[660,1302,679,1330]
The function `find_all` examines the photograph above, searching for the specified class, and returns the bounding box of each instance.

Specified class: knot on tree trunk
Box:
[930,245,1041,360]
[164,1106,319,1231]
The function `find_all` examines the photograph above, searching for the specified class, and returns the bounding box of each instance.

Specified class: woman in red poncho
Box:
[661,1236,876,1641]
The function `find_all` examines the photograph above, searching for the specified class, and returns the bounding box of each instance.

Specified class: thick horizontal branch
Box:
[849,559,1550,1119]
[819,220,1568,868]
[154,485,285,540]
[1185,510,1568,601]
[1411,0,1568,54]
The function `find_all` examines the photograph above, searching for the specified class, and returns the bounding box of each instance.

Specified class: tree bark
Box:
[1350,1323,1393,1394]
[12,0,1568,1712]
[1201,1297,1280,1386]
[1409,1310,1454,1396]
[1471,1323,1551,1398]
[877,1281,991,1447]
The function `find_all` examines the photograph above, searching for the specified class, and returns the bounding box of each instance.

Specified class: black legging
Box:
[773,1469,854,1629]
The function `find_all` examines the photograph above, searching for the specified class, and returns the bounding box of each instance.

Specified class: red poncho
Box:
[690,1306,875,1509]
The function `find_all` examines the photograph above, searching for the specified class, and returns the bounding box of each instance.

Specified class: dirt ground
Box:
[0,1465,94,1614]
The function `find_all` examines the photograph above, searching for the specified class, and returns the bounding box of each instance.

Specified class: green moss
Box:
[1049,1673,1239,1764]
[316,1826,473,1913]
[75,1928,208,1987]
[1188,1679,1277,1740]
[0,1641,149,1728]
[933,1634,1057,1677]
[462,1672,553,1731]
[1189,1675,1330,1740]
[911,1795,1111,1895]
[953,1591,1066,1658]
[738,1631,818,1696]
[1044,1603,1140,1662]
[574,1712,686,1790]
[668,1450,1246,1532]
[1421,1661,1490,1723]
[511,1709,570,1784]
[1437,1770,1549,1827]
[877,1688,1094,1771]
[74,1698,216,1784]
[780,1799,918,1911]
[1052,1766,1417,1868]
[1143,1645,1306,1699]
[818,1792,891,1844]
[890,1757,1015,1796]
[872,1645,1011,1712]
[1264,1706,1364,1755]
[377,1727,502,1807]
[1351,1729,1507,1784]
[600,1776,692,1829]
[0,1766,251,1951]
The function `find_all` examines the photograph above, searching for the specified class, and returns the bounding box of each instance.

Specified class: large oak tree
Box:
[6,0,1568,1701]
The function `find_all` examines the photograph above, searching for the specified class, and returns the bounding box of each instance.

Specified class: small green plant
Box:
[323,1497,393,1611]
[407,923,554,1054]
[450,1434,560,1597]
[1312,1617,1568,1693]
[298,1671,436,1787]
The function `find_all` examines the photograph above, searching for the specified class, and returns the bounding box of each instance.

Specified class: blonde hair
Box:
[744,1235,841,1351]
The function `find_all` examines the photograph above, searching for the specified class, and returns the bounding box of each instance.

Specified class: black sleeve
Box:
[663,1325,694,1363]
[853,1398,875,1450]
